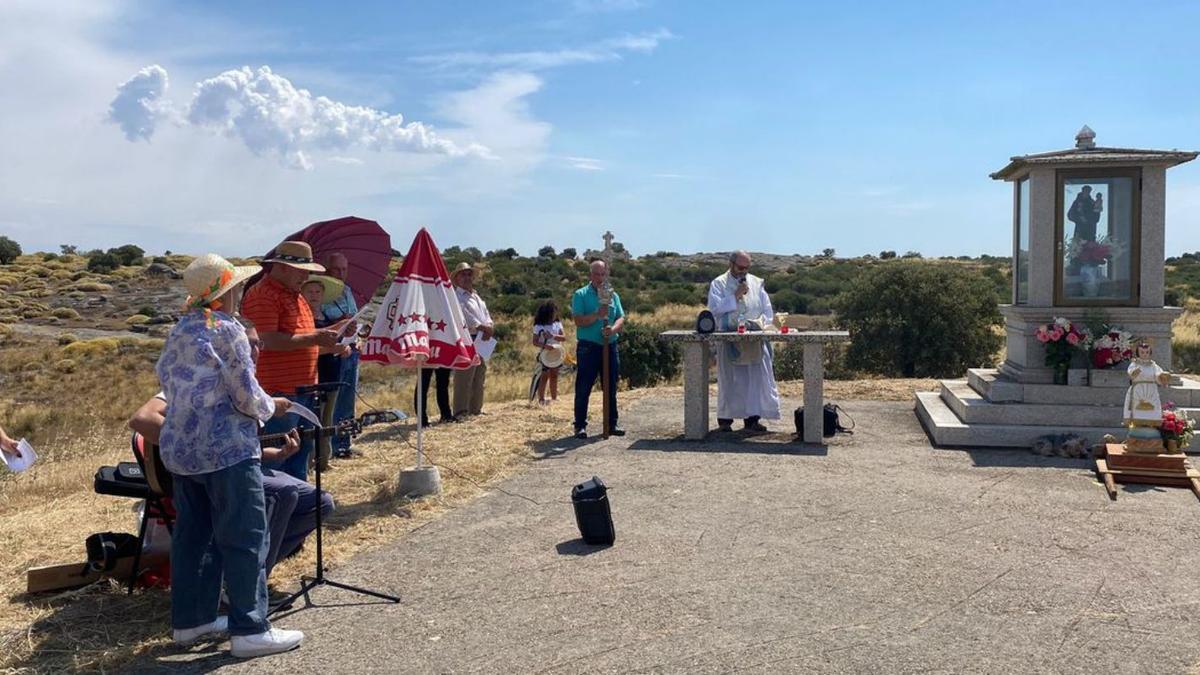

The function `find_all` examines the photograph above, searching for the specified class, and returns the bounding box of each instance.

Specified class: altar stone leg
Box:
[803,343,824,445]
[683,342,710,440]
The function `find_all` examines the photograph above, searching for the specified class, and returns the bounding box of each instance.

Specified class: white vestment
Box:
[1124,358,1164,424]
[707,271,781,420]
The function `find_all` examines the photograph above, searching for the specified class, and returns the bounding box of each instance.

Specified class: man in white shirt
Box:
[707,251,781,432]
[452,262,494,417]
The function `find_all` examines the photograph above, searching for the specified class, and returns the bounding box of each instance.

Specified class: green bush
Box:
[835,261,1003,377]
[87,252,121,273]
[773,342,855,381]
[618,323,680,388]
[1174,340,1200,375]
[0,236,20,265]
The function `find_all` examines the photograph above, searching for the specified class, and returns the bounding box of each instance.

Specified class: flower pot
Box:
[1052,362,1069,385]
[1080,264,1101,297]
[1166,439,1180,454]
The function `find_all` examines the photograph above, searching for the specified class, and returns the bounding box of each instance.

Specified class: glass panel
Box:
[1015,178,1029,304]
[1061,176,1135,302]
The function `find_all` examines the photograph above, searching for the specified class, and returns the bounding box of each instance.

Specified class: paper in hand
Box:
[2,438,37,473]
[474,337,498,360]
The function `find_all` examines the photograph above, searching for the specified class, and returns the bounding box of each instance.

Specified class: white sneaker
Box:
[230,628,304,658]
[173,616,228,645]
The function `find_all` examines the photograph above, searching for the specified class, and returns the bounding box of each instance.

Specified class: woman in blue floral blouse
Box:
[156,253,305,658]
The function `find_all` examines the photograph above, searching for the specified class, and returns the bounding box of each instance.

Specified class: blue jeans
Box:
[332,350,359,452]
[261,468,335,577]
[170,458,270,635]
[261,391,316,481]
[574,340,619,432]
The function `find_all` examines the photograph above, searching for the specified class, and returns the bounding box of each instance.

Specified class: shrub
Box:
[126,314,151,325]
[0,236,21,265]
[618,323,681,388]
[41,252,59,262]
[1175,340,1200,374]
[773,342,855,381]
[50,307,81,320]
[835,261,1003,377]
[57,333,79,345]
[110,244,145,266]
[87,252,121,273]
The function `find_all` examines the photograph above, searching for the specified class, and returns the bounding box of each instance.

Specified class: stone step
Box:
[941,380,1122,427]
[915,391,1129,448]
[967,368,1200,407]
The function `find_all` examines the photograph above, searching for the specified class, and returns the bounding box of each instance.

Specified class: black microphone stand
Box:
[271,381,400,614]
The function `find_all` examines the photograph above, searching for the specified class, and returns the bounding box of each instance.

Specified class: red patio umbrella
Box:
[265,216,392,307]
[362,228,477,465]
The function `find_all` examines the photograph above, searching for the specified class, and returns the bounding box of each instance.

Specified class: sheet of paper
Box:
[288,402,323,427]
[1,438,37,473]
[474,337,497,360]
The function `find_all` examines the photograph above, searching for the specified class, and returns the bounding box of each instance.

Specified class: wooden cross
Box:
[602,230,614,254]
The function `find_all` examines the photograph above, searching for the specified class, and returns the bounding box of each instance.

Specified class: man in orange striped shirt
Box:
[242,241,344,480]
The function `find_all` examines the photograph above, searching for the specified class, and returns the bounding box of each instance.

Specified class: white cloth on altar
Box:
[707,270,781,420]
[1124,358,1164,424]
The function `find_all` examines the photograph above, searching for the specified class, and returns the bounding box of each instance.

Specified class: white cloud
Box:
[107,64,171,141]
[107,64,492,169]
[436,71,551,177]
[413,29,675,72]
[565,156,605,171]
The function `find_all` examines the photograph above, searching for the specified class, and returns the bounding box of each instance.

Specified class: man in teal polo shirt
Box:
[571,259,626,439]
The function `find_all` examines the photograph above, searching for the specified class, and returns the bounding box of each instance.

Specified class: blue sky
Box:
[3,0,1200,258]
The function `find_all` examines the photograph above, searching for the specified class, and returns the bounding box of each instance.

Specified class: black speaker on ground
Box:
[571,476,615,546]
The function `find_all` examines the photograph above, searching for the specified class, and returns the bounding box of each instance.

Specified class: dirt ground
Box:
[124,390,1200,674]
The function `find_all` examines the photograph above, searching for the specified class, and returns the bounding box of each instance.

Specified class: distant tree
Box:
[59,244,78,256]
[821,248,836,258]
[110,244,145,266]
[902,250,923,259]
[463,247,483,261]
[488,247,518,260]
[537,245,556,258]
[836,262,1003,377]
[611,242,626,254]
[442,245,462,258]
[0,236,21,265]
[86,252,121,273]
[164,250,172,256]
[560,248,577,259]
[879,250,897,259]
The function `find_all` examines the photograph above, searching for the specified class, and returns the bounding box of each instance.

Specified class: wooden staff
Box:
[602,310,611,439]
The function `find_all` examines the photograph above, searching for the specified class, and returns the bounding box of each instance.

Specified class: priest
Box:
[707,251,781,432]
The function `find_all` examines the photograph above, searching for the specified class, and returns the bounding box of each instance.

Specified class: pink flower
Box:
[1051,327,1064,341]
[1067,333,1080,345]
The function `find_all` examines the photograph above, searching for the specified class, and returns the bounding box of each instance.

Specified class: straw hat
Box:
[451,261,479,283]
[183,254,261,309]
[538,343,566,369]
[264,241,325,272]
[303,274,346,304]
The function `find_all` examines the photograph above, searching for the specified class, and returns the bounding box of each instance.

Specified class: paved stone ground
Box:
[138,394,1200,673]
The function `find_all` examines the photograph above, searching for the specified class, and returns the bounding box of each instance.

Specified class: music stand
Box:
[271,381,400,614]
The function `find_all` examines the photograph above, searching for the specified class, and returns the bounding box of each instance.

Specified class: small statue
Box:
[1123,341,1172,453]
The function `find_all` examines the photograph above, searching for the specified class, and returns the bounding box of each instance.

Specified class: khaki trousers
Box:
[453,361,487,416]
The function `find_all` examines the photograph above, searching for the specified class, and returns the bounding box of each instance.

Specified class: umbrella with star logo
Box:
[363,227,477,472]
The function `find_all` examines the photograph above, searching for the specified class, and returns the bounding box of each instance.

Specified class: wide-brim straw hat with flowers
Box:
[304,274,346,304]
[184,254,261,310]
[264,240,325,272]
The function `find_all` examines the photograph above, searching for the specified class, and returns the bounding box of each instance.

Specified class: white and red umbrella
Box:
[363,228,477,465]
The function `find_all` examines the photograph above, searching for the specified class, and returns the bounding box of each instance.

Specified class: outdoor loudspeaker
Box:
[571,476,615,546]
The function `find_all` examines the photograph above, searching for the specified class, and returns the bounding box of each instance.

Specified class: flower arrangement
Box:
[1089,329,1133,369]
[1035,317,1086,370]
[1066,235,1124,267]
[1160,403,1195,449]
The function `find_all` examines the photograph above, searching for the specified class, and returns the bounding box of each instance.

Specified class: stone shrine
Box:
[917,128,1200,447]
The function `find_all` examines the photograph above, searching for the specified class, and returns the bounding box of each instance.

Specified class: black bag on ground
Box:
[794,403,854,438]
[571,476,615,546]
[84,532,141,572]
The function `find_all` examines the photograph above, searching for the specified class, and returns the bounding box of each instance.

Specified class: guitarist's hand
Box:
[272,397,293,417]
[261,429,301,463]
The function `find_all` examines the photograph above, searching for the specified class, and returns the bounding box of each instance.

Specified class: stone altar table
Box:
[659,330,850,443]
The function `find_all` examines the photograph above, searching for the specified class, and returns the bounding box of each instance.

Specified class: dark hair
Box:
[534,300,558,326]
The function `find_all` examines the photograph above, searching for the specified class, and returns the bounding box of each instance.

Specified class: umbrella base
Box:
[397,465,442,498]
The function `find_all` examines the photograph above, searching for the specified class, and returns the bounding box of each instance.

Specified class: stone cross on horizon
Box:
[602,230,614,254]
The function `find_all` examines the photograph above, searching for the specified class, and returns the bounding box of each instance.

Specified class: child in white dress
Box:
[532,301,566,405]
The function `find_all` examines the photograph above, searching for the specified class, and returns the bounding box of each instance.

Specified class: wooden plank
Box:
[26,552,166,594]
[1095,460,1118,500]
[1107,452,1190,472]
